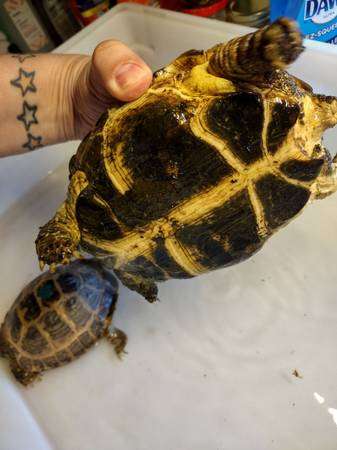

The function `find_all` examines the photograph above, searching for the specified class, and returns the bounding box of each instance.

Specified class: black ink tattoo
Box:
[11,53,43,151]
[11,54,37,63]
[23,133,42,151]
[17,101,38,131]
[10,68,36,96]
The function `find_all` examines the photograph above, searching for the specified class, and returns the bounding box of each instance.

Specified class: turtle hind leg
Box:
[208,18,303,81]
[105,327,128,359]
[114,270,158,303]
[102,288,128,358]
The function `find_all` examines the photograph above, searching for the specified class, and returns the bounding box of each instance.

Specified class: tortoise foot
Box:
[36,216,80,268]
[106,327,128,359]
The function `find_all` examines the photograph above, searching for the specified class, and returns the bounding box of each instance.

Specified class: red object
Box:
[160,0,229,17]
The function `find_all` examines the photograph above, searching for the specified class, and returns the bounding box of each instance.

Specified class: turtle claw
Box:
[35,207,81,269]
[36,232,78,268]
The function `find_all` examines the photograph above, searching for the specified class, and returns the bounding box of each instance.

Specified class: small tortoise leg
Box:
[0,335,41,385]
[36,171,88,268]
[10,361,43,386]
[105,327,128,359]
[102,278,128,358]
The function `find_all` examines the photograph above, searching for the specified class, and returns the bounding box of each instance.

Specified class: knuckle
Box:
[92,39,127,61]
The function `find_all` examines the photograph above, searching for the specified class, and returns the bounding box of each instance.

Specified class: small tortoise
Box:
[0,260,127,385]
[35,18,337,302]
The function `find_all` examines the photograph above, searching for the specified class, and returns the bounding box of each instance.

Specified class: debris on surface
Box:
[292,369,303,379]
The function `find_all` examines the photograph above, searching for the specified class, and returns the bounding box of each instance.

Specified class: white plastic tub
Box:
[1,5,337,450]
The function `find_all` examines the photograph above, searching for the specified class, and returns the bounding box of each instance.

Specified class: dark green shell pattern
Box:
[0,260,118,381]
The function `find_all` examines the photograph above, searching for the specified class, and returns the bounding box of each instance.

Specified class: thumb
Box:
[90,39,153,102]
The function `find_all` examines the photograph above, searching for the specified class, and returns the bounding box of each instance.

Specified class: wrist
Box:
[52,54,91,143]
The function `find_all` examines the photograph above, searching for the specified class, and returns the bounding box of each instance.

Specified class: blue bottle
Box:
[271,0,337,44]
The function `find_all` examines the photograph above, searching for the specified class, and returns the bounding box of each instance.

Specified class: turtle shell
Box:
[35,19,337,302]
[0,260,118,385]
[72,69,327,281]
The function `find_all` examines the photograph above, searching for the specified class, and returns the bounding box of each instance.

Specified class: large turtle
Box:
[35,18,337,302]
[0,260,127,385]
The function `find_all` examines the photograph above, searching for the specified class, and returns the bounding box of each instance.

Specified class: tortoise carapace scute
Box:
[34,18,337,303]
[0,260,127,385]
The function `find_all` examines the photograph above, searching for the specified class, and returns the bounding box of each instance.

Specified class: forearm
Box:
[0,41,153,158]
[0,53,88,157]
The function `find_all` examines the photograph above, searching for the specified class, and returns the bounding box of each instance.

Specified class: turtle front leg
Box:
[36,170,88,268]
[36,202,80,269]
[10,361,42,386]
[0,334,43,386]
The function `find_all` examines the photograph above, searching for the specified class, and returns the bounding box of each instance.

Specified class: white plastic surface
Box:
[2,5,337,450]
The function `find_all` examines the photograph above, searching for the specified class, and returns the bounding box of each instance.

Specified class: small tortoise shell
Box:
[0,259,123,385]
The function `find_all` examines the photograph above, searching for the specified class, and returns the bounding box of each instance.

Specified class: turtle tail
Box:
[208,18,303,81]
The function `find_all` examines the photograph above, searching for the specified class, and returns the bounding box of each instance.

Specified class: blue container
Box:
[271,0,337,44]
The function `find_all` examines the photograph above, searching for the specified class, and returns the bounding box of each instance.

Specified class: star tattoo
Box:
[11,54,36,63]
[10,68,36,96]
[23,133,42,151]
[17,101,38,131]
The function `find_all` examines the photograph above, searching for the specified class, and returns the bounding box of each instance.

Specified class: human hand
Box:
[62,40,153,140]
[0,41,152,156]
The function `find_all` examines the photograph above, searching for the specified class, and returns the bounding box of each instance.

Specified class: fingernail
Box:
[114,62,147,89]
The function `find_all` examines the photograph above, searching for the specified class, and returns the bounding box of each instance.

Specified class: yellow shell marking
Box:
[164,236,205,276]
[182,62,236,96]
[82,78,324,274]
